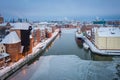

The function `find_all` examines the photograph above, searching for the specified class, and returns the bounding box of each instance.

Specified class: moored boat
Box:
[75,30,85,43]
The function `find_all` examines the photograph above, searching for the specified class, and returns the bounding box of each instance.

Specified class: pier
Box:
[75,31,120,56]
[82,36,120,56]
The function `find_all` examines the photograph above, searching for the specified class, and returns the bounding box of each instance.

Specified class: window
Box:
[1,47,3,49]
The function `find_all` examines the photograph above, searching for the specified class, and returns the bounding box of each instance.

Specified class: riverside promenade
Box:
[83,36,120,56]
[76,32,120,56]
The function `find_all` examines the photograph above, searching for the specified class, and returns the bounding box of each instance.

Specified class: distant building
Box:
[0,22,12,30]
[81,24,99,40]
[106,21,120,27]
[93,27,120,50]
[46,27,52,38]
[93,20,106,27]
[0,22,12,42]
[32,27,42,46]
[0,16,4,24]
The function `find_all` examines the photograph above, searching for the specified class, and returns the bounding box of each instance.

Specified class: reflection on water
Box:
[91,53,112,61]
[6,29,117,80]
[43,29,113,61]
[75,38,83,48]
[22,69,26,75]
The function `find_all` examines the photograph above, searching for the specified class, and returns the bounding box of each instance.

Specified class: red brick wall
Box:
[28,38,33,54]
[36,29,41,43]
[5,42,22,62]
[47,32,52,38]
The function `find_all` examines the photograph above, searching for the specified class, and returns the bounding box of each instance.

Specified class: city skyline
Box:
[0,0,120,21]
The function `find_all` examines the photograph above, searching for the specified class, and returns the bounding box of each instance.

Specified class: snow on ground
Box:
[29,55,119,80]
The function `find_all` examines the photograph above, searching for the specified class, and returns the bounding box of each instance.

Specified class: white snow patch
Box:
[97,27,120,37]
[11,22,31,30]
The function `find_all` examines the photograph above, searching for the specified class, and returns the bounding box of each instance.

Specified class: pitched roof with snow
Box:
[11,22,31,30]
[1,31,21,44]
[0,53,10,59]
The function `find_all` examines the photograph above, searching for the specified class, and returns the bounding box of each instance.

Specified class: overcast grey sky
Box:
[0,0,120,21]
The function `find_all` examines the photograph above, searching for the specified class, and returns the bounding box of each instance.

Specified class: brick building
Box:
[11,22,33,55]
[1,31,21,62]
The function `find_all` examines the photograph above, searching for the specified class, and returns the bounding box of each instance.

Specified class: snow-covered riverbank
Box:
[0,29,59,80]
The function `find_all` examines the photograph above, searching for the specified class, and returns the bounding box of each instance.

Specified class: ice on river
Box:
[29,55,119,80]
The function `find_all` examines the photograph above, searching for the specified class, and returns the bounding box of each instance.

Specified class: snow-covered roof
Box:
[97,27,120,37]
[0,23,7,26]
[39,22,49,25]
[1,31,21,44]
[11,22,31,30]
[33,27,45,31]
[0,53,9,59]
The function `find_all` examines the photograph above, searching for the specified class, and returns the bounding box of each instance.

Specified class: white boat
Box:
[75,31,85,44]
[83,43,89,50]
[75,29,85,39]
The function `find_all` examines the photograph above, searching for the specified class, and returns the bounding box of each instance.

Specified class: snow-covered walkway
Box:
[84,37,120,55]
[76,31,120,55]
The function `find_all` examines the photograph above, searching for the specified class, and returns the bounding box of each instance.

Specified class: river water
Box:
[6,28,120,80]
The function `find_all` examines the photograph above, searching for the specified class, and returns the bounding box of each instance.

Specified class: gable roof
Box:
[1,31,21,44]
